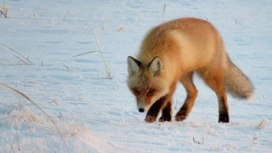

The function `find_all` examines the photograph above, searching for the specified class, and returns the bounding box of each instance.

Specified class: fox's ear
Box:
[127,56,141,74]
[149,57,163,76]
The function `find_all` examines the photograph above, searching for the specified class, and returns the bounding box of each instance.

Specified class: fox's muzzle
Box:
[138,108,145,113]
[136,97,149,113]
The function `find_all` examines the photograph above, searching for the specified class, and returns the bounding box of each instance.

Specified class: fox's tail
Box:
[224,56,254,99]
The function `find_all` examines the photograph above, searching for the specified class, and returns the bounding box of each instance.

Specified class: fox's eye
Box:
[132,88,140,96]
[147,88,156,97]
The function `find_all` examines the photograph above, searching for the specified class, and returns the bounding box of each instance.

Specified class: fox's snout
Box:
[137,100,148,113]
[138,108,145,113]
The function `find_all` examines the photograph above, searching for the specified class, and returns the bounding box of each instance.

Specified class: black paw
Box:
[159,115,171,122]
[218,113,229,123]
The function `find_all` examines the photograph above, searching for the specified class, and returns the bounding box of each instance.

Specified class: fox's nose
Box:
[138,108,145,113]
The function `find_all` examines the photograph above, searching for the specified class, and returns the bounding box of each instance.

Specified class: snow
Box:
[0,0,271,153]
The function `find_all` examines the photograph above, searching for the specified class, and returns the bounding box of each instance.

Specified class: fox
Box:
[126,17,254,123]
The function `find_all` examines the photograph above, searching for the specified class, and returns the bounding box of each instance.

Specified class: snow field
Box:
[0,0,271,153]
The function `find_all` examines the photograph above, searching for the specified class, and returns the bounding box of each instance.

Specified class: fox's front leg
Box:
[145,96,166,123]
[159,101,172,122]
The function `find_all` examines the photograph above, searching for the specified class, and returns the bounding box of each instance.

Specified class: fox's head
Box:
[127,56,170,113]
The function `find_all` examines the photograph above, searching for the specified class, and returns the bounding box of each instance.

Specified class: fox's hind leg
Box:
[176,72,198,121]
[197,67,229,123]
[159,101,172,122]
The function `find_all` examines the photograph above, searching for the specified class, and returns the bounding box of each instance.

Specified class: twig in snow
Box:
[48,99,58,106]
[256,119,269,130]
[14,55,29,65]
[235,19,241,25]
[1,43,26,60]
[73,32,113,79]
[0,5,8,18]
[93,31,113,79]
[0,82,70,153]
[63,65,70,70]
[58,112,63,118]
[1,43,33,65]
[63,10,70,20]
[193,137,204,145]
[162,4,166,15]
[117,26,124,32]
[27,57,32,64]
[72,50,99,58]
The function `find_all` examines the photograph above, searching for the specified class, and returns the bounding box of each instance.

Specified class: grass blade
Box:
[0,82,70,153]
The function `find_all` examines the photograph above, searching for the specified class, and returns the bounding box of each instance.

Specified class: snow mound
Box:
[7,104,46,126]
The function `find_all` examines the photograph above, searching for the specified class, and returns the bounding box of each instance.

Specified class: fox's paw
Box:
[218,113,229,123]
[145,115,156,123]
[175,114,186,122]
[159,115,171,122]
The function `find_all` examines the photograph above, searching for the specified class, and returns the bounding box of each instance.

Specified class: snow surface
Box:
[0,0,271,153]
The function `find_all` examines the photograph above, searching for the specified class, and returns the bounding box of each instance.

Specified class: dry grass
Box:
[193,137,204,145]
[0,82,70,153]
[117,26,124,32]
[0,5,8,18]
[72,32,113,79]
[63,10,70,20]
[72,50,99,58]
[162,4,166,15]
[1,43,33,65]
[93,31,113,79]
[235,19,241,25]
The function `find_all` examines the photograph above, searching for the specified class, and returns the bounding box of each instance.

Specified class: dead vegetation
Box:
[1,43,33,65]
[0,5,8,18]
[0,82,70,153]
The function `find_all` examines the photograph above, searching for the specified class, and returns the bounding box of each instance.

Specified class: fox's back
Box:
[137,18,225,74]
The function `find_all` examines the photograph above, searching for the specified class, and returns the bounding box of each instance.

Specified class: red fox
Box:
[127,17,254,123]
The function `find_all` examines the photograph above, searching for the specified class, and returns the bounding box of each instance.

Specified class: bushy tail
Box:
[224,56,254,99]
